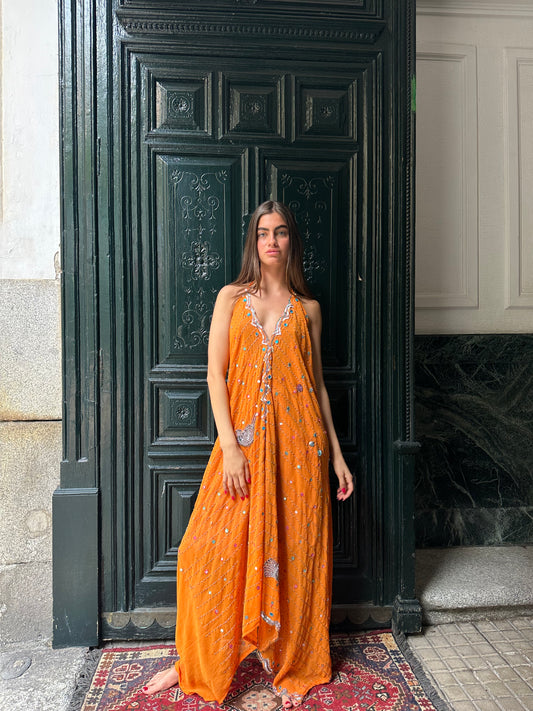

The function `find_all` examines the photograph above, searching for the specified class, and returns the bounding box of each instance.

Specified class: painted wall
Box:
[0,2,61,280]
[414,0,533,546]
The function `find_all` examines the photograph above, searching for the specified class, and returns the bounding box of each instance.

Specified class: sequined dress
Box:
[174,292,333,704]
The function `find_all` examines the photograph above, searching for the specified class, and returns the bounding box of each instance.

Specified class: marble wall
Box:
[414,335,533,547]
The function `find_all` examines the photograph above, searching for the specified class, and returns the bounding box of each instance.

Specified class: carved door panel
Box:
[53,0,419,646]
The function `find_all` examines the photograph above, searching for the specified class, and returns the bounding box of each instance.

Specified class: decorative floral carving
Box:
[281,174,334,202]
[169,93,193,118]
[169,167,231,351]
[320,103,336,119]
[181,240,222,281]
[242,95,265,119]
[303,244,326,281]
[173,285,215,350]
[175,405,192,420]
[279,174,337,285]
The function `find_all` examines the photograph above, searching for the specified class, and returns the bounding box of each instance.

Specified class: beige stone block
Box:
[0,421,60,565]
[0,279,61,421]
[0,561,52,643]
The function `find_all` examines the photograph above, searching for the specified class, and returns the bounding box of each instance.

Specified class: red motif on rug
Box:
[79,632,440,711]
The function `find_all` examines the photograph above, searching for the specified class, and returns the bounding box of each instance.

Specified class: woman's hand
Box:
[332,455,354,501]
[222,443,251,500]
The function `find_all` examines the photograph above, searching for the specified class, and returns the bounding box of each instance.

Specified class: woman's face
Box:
[256,211,290,267]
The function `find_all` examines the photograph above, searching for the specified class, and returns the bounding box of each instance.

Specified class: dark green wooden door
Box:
[54,0,420,646]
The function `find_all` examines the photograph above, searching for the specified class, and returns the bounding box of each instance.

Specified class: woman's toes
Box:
[141,666,179,695]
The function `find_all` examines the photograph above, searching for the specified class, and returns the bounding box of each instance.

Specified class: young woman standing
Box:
[142,201,354,708]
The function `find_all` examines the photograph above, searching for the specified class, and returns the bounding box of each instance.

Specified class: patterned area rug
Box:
[72,632,447,711]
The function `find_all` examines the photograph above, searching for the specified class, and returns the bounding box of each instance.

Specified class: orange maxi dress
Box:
[174,292,333,704]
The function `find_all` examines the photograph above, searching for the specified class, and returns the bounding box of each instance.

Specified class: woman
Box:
[142,201,354,708]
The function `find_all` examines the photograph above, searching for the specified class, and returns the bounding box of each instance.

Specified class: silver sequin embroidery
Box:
[235,414,257,446]
[264,558,279,581]
[261,611,281,630]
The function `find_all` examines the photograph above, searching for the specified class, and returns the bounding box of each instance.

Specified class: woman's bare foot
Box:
[282,695,294,709]
[141,666,180,695]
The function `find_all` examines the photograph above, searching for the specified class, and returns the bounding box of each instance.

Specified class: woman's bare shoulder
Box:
[300,297,321,316]
[216,284,246,304]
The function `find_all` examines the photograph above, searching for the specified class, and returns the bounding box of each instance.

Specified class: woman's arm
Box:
[207,285,250,500]
[304,299,354,501]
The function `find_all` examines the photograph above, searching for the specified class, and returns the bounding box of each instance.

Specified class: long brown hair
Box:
[233,201,313,299]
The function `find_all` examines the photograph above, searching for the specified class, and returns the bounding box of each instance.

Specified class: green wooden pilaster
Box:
[53,0,100,647]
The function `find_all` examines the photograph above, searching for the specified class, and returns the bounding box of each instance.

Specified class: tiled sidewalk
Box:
[407,617,533,711]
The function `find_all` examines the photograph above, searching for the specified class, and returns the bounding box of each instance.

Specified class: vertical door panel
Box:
[134,146,247,606]
[265,154,354,367]
[154,152,245,365]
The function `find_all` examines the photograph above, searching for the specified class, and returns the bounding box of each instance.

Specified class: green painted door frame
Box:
[53,0,420,648]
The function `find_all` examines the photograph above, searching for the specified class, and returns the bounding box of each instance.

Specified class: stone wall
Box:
[0,0,61,644]
[0,281,62,642]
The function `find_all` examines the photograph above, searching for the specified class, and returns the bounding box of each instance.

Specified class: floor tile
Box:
[453,669,477,684]
[514,642,533,655]
[475,621,498,632]
[502,630,525,641]
[439,645,461,659]
[509,681,533,696]
[485,680,515,698]
[446,633,470,645]
[418,647,441,661]
[495,621,517,631]
[506,654,533,667]
[431,670,458,687]
[516,666,533,683]
[444,684,470,702]
[423,656,448,672]
[455,622,478,634]
[467,655,492,670]
[406,619,533,711]
[464,683,491,700]
[473,668,500,684]
[495,698,530,711]
[471,642,498,655]
[496,666,527,683]
[512,617,533,626]
[472,700,502,711]
[450,701,478,711]
[456,644,479,659]
[408,635,431,649]
[483,653,507,668]
[446,656,469,672]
